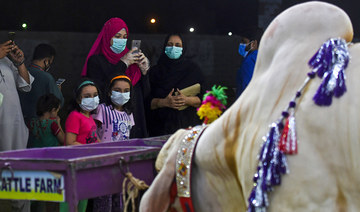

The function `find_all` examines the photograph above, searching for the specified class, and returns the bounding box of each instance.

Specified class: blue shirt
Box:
[236,50,258,98]
[18,64,64,121]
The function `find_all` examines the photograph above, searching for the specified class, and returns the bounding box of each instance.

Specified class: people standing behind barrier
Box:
[65,80,100,146]
[93,75,134,142]
[236,28,262,98]
[148,33,205,136]
[19,43,64,123]
[28,94,64,148]
[0,40,34,211]
[91,75,135,212]
[81,17,150,138]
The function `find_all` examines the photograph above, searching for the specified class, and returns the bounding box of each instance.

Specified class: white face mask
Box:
[111,91,130,106]
[79,96,99,112]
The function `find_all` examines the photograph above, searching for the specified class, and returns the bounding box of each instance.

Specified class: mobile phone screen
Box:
[131,40,141,54]
[56,78,66,86]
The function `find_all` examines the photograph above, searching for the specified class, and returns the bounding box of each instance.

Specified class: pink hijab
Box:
[81,17,141,86]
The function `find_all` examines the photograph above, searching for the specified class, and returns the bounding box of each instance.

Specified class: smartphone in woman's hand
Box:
[131,40,141,54]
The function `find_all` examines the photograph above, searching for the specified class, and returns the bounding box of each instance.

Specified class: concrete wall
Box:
[0,31,242,109]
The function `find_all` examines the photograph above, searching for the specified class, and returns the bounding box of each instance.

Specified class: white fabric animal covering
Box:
[140,1,359,211]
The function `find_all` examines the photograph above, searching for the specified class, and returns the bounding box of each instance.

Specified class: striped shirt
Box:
[93,104,135,142]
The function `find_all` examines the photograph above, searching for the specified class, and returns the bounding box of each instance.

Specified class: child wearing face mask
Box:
[60,80,101,212]
[93,75,134,142]
[91,75,134,212]
[65,80,101,146]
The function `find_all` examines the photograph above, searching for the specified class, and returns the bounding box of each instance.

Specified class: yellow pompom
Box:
[197,102,223,124]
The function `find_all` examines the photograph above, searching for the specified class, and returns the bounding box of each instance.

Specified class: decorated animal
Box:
[140,2,360,211]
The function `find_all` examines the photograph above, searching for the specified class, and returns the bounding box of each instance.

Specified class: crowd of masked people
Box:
[0,17,260,212]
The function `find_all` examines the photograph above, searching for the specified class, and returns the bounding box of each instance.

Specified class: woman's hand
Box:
[120,48,141,67]
[136,52,150,75]
[151,89,193,110]
[163,89,186,110]
[174,89,188,105]
[177,89,201,108]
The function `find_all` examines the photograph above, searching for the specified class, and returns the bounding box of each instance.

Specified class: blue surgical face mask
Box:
[165,46,183,59]
[111,91,130,106]
[238,41,254,57]
[238,43,249,57]
[79,96,99,112]
[110,38,127,54]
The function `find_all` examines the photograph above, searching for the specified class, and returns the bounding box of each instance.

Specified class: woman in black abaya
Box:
[148,33,205,136]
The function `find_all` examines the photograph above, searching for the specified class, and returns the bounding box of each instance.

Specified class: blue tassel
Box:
[308,39,332,77]
[248,123,289,212]
[313,72,333,106]
[333,62,347,97]
[309,38,349,106]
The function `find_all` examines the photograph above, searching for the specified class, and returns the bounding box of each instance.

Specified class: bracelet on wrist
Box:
[14,58,25,67]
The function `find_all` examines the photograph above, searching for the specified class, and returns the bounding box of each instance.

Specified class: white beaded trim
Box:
[175,125,207,197]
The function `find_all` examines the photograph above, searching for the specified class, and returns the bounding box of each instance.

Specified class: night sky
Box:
[0,0,258,35]
[1,1,359,37]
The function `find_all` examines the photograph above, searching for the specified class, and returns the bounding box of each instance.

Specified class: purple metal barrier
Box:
[0,138,167,212]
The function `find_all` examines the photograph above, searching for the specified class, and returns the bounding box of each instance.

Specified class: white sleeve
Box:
[8,58,34,92]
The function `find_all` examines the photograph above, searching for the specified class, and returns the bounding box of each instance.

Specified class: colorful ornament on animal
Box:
[248,38,350,212]
[309,38,349,106]
[197,85,227,124]
[279,108,298,155]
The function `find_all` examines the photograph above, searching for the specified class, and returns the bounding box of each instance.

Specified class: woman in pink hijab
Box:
[82,17,149,90]
[82,17,149,139]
